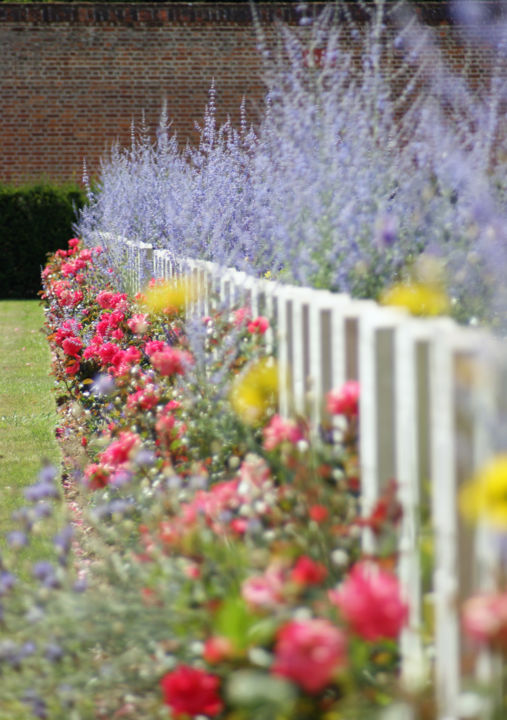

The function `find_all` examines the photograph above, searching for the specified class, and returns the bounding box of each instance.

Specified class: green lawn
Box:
[0,299,62,527]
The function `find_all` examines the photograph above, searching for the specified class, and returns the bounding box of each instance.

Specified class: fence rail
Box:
[99,233,506,719]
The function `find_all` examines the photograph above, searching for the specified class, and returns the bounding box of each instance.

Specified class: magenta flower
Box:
[99,431,140,469]
[329,562,408,641]
[326,380,360,417]
[150,348,191,377]
[272,618,347,693]
[61,336,83,358]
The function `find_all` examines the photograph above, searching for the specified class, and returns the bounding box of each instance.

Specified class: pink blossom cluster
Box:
[84,431,141,489]
[262,413,304,451]
[329,562,408,641]
[462,591,507,652]
[326,380,360,417]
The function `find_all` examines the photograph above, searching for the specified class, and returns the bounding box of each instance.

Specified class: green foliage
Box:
[0,183,87,299]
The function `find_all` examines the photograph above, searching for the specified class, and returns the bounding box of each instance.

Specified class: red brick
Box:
[0,2,500,185]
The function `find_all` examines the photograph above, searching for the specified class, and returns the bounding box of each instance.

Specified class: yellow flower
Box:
[459,454,507,528]
[229,357,279,425]
[140,276,198,315]
[380,281,450,317]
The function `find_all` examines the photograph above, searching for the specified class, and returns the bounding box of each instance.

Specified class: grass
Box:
[0,299,62,530]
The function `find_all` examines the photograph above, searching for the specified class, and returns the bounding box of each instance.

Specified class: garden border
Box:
[97,231,507,718]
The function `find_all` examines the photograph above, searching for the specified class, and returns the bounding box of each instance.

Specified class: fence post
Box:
[429,320,463,719]
[358,305,403,554]
[395,318,433,687]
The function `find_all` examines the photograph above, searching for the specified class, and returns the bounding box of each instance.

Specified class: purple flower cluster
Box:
[76,4,507,329]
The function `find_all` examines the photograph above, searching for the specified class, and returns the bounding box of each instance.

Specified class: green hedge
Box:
[0,184,88,299]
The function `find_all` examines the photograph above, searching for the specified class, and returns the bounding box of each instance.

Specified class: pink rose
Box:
[462,592,507,651]
[127,313,149,335]
[95,290,127,310]
[144,339,169,356]
[151,348,191,377]
[326,380,360,416]
[329,562,408,641]
[272,618,347,693]
[242,565,285,610]
[233,306,251,326]
[263,414,303,451]
[99,431,140,469]
[84,463,110,490]
[237,454,271,490]
[203,636,235,664]
[97,342,121,366]
[61,336,83,358]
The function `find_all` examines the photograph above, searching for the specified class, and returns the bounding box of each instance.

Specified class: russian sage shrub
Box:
[76,0,507,330]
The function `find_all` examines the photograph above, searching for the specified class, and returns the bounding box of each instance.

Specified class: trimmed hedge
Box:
[0,184,87,299]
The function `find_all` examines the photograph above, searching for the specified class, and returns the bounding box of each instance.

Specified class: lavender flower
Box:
[22,689,48,719]
[24,481,59,502]
[32,561,59,588]
[0,571,16,596]
[53,525,74,556]
[44,642,64,663]
[75,2,507,332]
[6,530,28,548]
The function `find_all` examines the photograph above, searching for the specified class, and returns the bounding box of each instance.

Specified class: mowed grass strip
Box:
[0,299,62,528]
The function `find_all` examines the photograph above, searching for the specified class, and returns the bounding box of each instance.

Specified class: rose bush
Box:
[1,237,411,719]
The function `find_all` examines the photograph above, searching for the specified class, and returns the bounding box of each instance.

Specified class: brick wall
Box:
[0,2,502,185]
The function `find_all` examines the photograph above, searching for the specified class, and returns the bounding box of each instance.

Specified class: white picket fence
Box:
[100,234,506,719]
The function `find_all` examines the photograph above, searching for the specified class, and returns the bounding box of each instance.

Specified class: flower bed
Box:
[0,236,413,719]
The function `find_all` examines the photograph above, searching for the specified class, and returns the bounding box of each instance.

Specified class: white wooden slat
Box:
[153,249,165,280]
[358,305,405,554]
[260,279,277,356]
[126,241,140,294]
[330,302,348,392]
[275,285,290,418]
[429,319,462,720]
[231,271,250,308]
[395,318,434,683]
[285,287,311,417]
[308,291,332,429]
[138,241,153,291]
[460,333,503,702]
[307,291,351,429]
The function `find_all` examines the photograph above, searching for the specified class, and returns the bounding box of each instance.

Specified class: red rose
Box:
[247,316,270,334]
[62,336,83,358]
[326,380,360,416]
[160,665,223,718]
[290,555,327,587]
[308,504,329,523]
